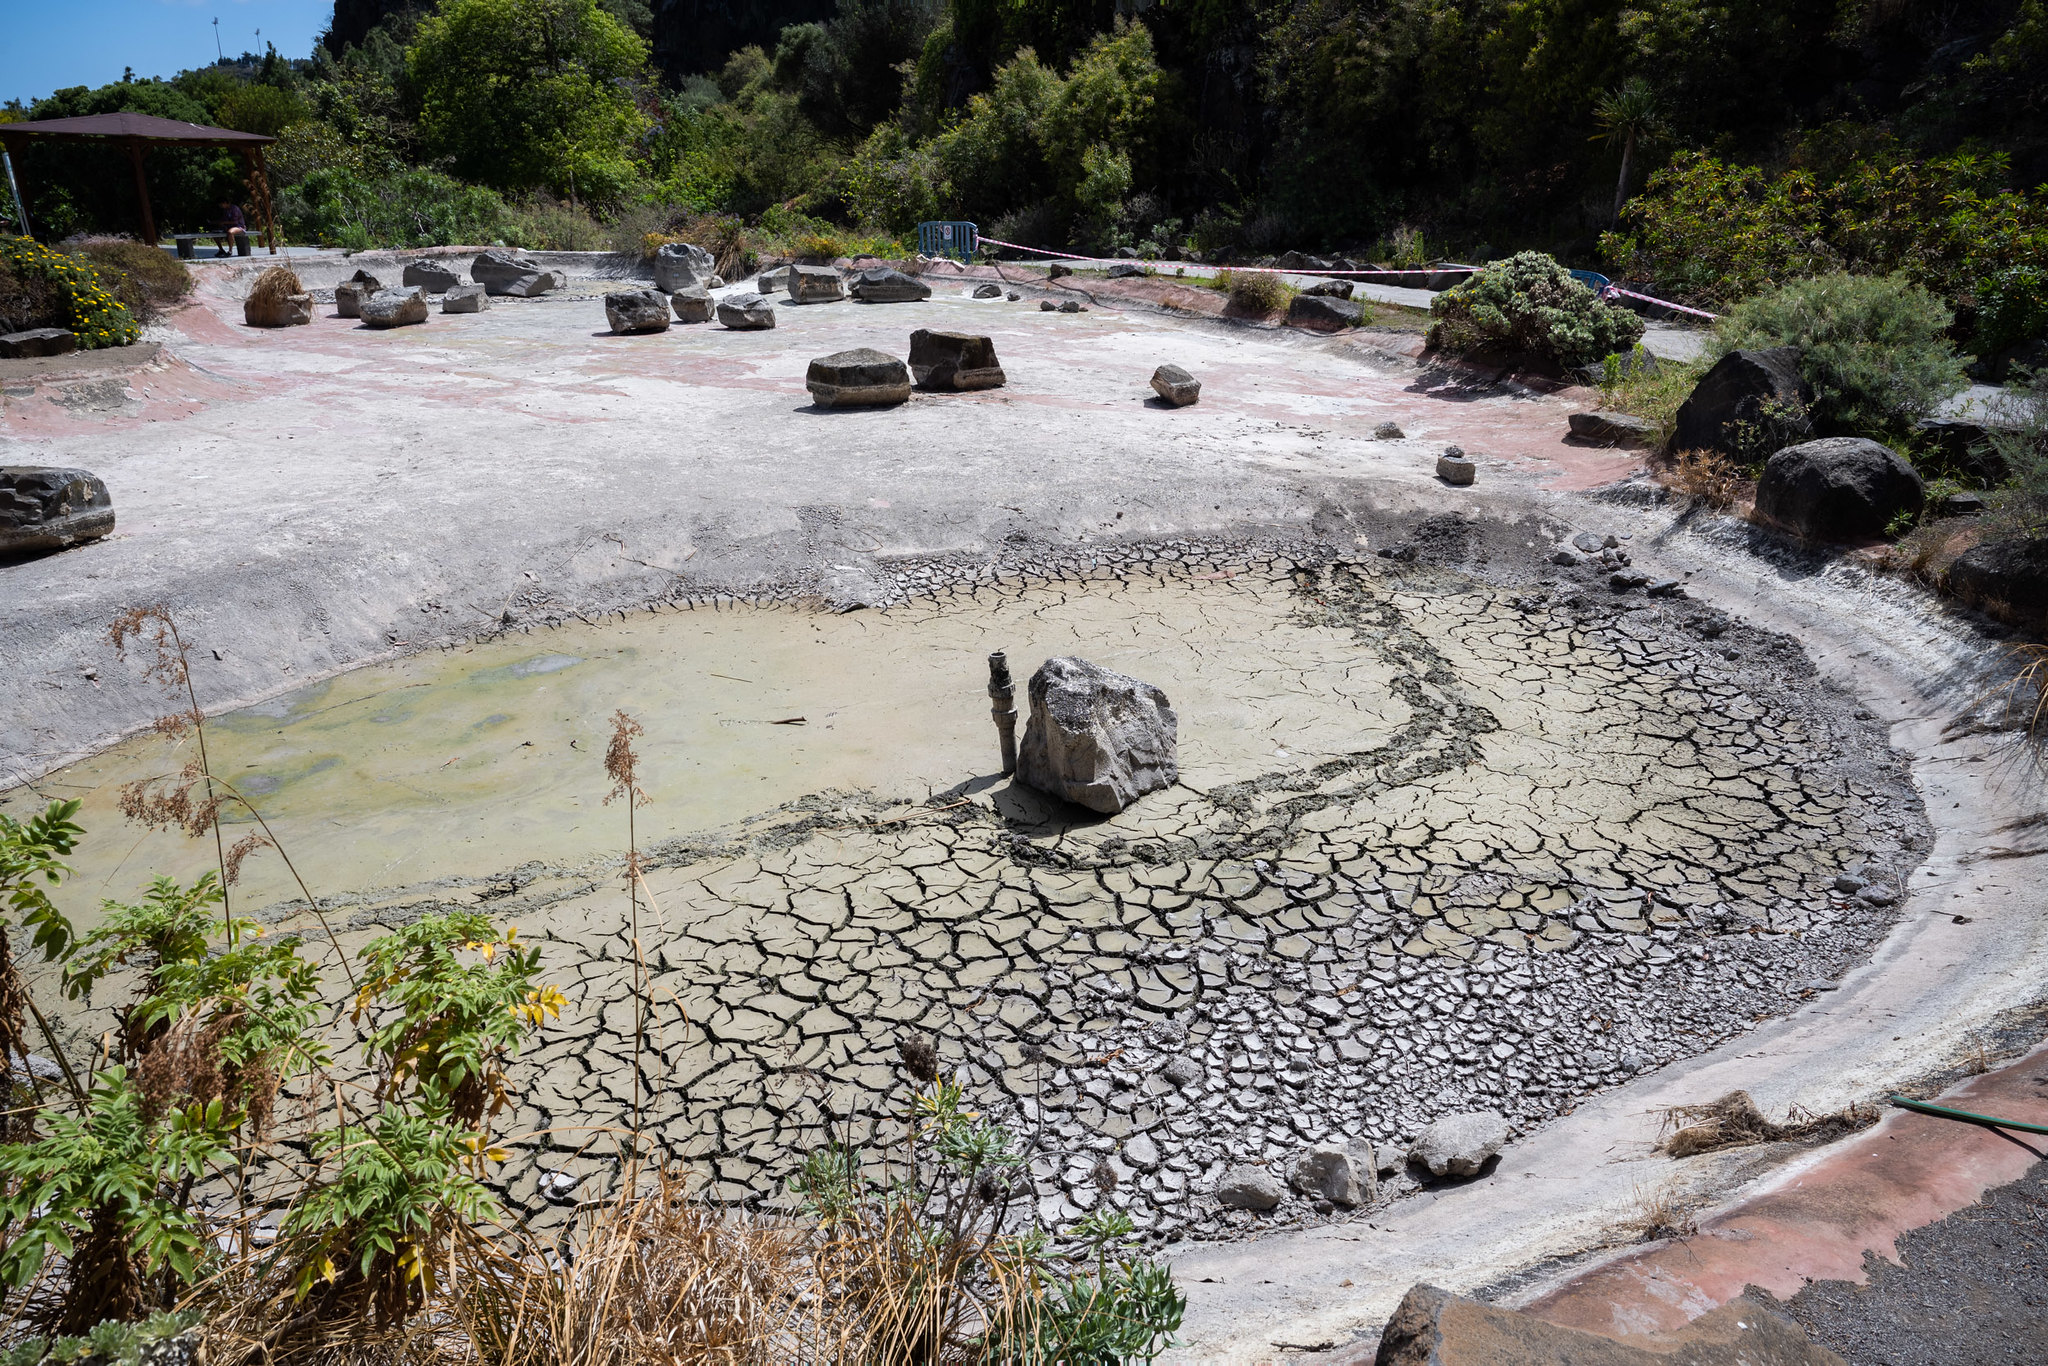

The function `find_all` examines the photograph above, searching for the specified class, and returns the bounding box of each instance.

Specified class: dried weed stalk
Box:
[1657,1089,1876,1157]
[1625,1182,1698,1243]
[602,710,653,1155]
[1661,447,1750,511]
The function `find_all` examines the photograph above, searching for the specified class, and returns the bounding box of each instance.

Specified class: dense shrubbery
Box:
[1426,251,1644,370]
[1219,268,1293,315]
[1708,273,1969,439]
[65,238,195,324]
[281,168,511,251]
[0,237,140,347]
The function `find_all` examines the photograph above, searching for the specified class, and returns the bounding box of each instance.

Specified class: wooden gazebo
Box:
[0,111,278,253]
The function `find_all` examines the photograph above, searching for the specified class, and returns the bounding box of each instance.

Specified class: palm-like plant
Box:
[1593,77,1667,222]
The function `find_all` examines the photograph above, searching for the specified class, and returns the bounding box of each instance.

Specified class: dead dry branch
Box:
[1657,1089,1876,1157]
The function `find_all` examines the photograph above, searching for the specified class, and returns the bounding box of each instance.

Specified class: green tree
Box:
[1591,76,1663,222]
[407,0,651,203]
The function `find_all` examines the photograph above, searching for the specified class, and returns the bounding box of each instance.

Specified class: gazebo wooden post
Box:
[125,138,157,246]
[243,146,278,254]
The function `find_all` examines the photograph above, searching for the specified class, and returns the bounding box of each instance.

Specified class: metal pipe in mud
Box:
[988,651,1018,775]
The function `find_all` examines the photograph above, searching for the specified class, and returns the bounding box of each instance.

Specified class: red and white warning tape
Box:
[1598,285,1719,321]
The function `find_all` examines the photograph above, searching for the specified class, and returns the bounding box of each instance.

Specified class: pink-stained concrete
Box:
[1526,1045,2048,1341]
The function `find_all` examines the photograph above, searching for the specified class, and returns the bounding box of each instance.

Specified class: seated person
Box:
[210,198,249,255]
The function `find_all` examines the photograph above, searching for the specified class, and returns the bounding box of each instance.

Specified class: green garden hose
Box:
[1888,1093,2048,1136]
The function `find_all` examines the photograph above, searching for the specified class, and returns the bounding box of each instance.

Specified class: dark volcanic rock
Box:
[605,288,672,333]
[1151,364,1200,406]
[471,250,559,297]
[0,328,75,359]
[907,329,1004,390]
[1287,293,1364,331]
[360,288,429,328]
[402,261,462,292]
[1567,410,1659,446]
[441,283,489,313]
[1946,538,2048,636]
[716,292,776,329]
[1672,348,1813,456]
[848,268,931,303]
[1755,437,1923,542]
[787,264,846,304]
[0,466,114,553]
[670,287,713,323]
[806,347,910,407]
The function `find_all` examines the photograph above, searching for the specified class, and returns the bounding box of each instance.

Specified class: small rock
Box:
[1304,280,1355,299]
[537,1170,581,1205]
[361,288,429,328]
[716,292,777,330]
[1048,264,1072,280]
[441,283,490,313]
[1151,363,1201,406]
[806,347,911,408]
[1436,451,1476,486]
[973,282,1003,299]
[1289,1145,1364,1207]
[1409,1110,1510,1178]
[1059,300,1086,313]
[1161,1056,1202,1087]
[848,267,931,303]
[604,288,671,334]
[1551,547,1583,567]
[908,329,1005,390]
[1374,421,1404,440]
[1006,291,1020,301]
[1213,1166,1285,1212]
[0,466,115,553]
[787,264,846,305]
[1645,578,1684,597]
[471,249,559,297]
[1609,569,1651,592]
[1833,874,1866,894]
[1566,410,1659,447]
[333,278,373,318]
[401,261,462,292]
[0,328,75,359]
[1040,300,1057,311]
[670,287,713,323]
[1571,531,1605,553]
[1015,656,1178,814]
[1107,262,1145,279]
[1858,886,1897,907]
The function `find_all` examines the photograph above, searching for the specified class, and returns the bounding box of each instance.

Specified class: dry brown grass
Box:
[1660,448,1751,511]
[1624,1182,1698,1243]
[2003,643,2048,742]
[1657,1089,1876,1158]
[1218,268,1294,316]
[247,266,305,308]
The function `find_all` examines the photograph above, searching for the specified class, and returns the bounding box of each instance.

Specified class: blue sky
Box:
[3,1,334,109]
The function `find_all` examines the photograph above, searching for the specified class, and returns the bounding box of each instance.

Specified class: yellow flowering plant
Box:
[2,234,141,348]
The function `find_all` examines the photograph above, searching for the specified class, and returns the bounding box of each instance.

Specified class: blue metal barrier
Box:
[918,221,978,261]
[1570,269,1612,292]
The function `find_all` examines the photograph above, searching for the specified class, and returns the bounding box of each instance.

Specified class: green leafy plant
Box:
[984,1210,1185,1364]
[0,236,140,349]
[1708,272,1968,440]
[1975,264,2048,359]
[1427,251,1645,370]
[0,799,85,1117]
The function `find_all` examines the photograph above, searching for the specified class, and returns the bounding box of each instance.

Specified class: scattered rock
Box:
[1303,279,1355,299]
[1672,348,1813,456]
[1551,546,1584,567]
[1937,491,1986,517]
[787,264,846,304]
[0,466,114,553]
[1567,410,1659,447]
[806,347,911,408]
[1610,569,1651,592]
[1754,437,1924,542]
[753,264,791,294]
[0,328,75,359]
[1107,262,1145,279]
[245,287,313,328]
[1374,1284,1843,1366]
[1289,1145,1364,1207]
[471,250,560,297]
[1006,291,1020,301]
[537,1170,581,1205]
[1275,251,1331,271]
[605,288,672,334]
[670,287,713,324]
[1374,420,1404,439]
[716,292,777,330]
[1213,1166,1285,1212]
[1945,537,2048,636]
[847,268,931,303]
[653,242,716,292]
[1059,300,1086,313]
[401,260,462,292]
[908,329,1005,390]
[1572,531,1616,553]
[361,288,429,328]
[1409,1110,1509,1178]
[333,279,373,319]
[1015,656,1178,814]
[1646,578,1685,597]
[1287,293,1364,331]
[441,283,489,313]
[1040,300,1057,312]
[1150,363,1201,406]
[973,282,1003,298]
[1161,1056,1202,1087]
[1048,264,1072,280]
[1437,450,1476,486]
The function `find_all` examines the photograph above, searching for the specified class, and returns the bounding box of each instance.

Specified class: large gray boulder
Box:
[908,329,1004,390]
[1015,656,1178,814]
[1151,364,1200,406]
[652,241,716,292]
[471,250,560,297]
[1289,1145,1364,1207]
[670,287,713,323]
[806,347,910,407]
[0,328,75,359]
[1288,293,1364,331]
[441,283,490,313]
[0,466,114,553]
[605,288,671,334]
[402,260,462,292]
[716,292,776,330]
[361,288,429,328]
[848,267,931,303]
[787,264,846,304]
[1754,437,1923,542]
[333,280,372,319]
[1409,1110,1509,1178]
[1946,538,2048,636]
[1672,347,1813,455]
[1213,1166,1284,1212]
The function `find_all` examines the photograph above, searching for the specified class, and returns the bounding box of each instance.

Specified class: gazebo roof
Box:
[0,112,275,147]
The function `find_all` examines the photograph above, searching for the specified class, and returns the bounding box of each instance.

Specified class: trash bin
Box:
[235,234,253,257]
[175,235,197,260]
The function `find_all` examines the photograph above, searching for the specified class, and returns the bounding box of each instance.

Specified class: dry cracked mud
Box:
[20,528,1927,1248]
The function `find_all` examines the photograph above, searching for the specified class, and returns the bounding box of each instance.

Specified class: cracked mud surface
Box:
[18,530,1928,1247]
